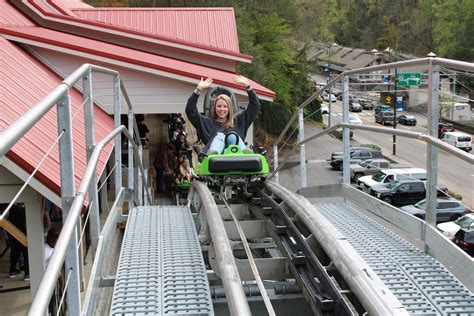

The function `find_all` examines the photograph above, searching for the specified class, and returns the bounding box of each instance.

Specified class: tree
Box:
[433,0,474,61]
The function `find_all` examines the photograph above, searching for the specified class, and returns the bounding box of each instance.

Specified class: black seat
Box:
[208,156,262,173]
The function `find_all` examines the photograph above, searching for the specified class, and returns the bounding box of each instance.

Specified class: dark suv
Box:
[372,179,447,206]
[330,146,373,161]
[453,228,474,256]
[375,111,395,125]
[330,149,382,171]
[372,180,425,206]
[359,99,374,110]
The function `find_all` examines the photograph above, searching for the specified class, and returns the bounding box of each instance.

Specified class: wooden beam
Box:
[0,219,27,247]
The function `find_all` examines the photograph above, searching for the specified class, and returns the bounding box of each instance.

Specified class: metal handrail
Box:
[0,63,153,314]
[0,63,152,211]
[269,122,474,179]
[28,125,139,315]
[0,64,116,157]
[273,57,474,148]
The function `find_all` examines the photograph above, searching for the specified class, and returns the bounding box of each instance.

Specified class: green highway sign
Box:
[397,72,421,86]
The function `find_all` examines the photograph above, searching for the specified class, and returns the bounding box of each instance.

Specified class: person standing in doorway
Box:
[153,144,175,192]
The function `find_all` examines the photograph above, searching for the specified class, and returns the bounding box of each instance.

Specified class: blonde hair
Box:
[212,94,235,128]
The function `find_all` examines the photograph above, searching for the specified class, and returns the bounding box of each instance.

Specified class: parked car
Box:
[400,197,470,222]
[438,122,455,138]
[374,104,391,114]
[359,99,374,110]
[442,131,472,152]
[349,98,361,105]
[349,114,363,125]
[323,93,337,103]
[330,149,382,171]
[398,115,417,126]
[372,179,426,206]
[358,168,426,192]
[453,228,474,256]
[437,213,474,240]
[349,102,362,112]
[371,179,447,206]
[321,104,329,114]
[330,146,374,161]
[350,158,407,182]
[375,111,395,125]
[334,91,343,100]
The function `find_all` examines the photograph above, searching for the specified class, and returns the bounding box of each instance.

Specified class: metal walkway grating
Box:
[110,206,214,315]
[314,203,474,316]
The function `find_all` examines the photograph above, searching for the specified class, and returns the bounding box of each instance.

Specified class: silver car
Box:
[400,197,469,222]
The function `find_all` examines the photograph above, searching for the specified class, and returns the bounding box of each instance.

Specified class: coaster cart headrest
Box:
[203,86,239,118]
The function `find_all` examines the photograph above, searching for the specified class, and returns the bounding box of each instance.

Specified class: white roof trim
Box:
[0,156,62,207]
[5,35,273,101]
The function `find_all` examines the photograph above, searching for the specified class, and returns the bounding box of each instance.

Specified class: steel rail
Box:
[254,191,353,315]
[268,123,474,179]
[219,195,276,316]
[28,126,145,315]
[275,58,430,145]
[82,187,127,316]
[274,57,473,149]
[0,63,151,204]
[191,182,251,316]
[264,181,409,316]
[0,64,117,157]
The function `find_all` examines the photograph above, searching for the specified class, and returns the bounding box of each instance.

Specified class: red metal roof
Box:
[72,8,240,54]
[0,26,276,99]
[0,0,35,27]
[0,37,115,196]
[51,0,92,10]
[21,0,252,62]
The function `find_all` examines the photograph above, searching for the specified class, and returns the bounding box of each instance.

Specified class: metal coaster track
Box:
[251,190,354,315]
[189,179,407,315]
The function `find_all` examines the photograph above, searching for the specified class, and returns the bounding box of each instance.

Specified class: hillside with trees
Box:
[87,0,473,135]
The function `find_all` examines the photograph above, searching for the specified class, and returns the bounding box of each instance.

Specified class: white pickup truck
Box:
[350,159,408,182]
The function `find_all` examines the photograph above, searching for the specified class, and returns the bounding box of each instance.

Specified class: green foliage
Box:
[359,144,381,151]
[448,190,463,201]
[433,0,474,60]
[256,101,294,136]
[303,98,322,122]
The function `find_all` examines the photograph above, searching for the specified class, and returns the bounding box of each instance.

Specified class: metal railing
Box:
[270,56,474,287]
[0,63,152,315]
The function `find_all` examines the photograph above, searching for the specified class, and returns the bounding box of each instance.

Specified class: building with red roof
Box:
[1,0,274,300]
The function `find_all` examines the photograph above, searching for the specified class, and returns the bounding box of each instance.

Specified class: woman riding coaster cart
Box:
[185,75,259,155]
[185,75,269,180]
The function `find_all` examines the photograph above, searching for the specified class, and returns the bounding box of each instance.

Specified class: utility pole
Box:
[385,47,397,155]
[327,46,332,127]
[327,43,338,127]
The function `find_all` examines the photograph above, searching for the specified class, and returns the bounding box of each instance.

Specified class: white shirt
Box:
[45,244,54,266]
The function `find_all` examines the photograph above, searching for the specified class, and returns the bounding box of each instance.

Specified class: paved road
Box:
[323,102,474,208]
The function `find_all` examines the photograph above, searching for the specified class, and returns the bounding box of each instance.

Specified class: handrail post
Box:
[56,94,81,315]
[273,145,279,184]
[127,108,134,210]
[342,76,351,184]
[83,67,101,255]
[113,76,122,204]
[138,146,144,205]
[298,109,307,188]
[425,61,440,247]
